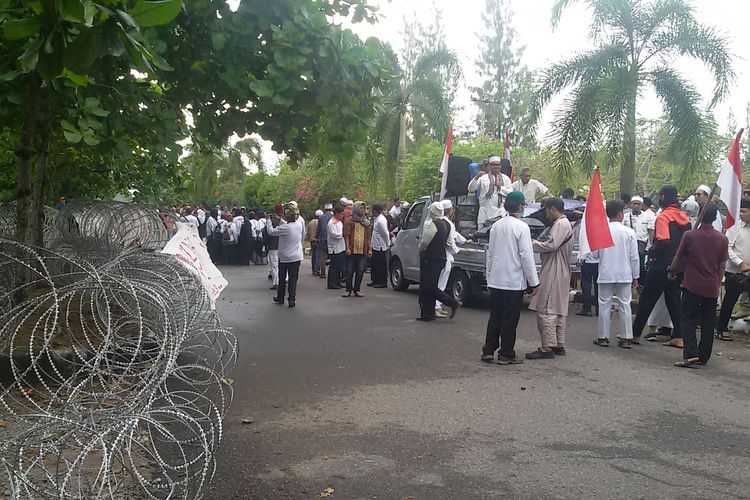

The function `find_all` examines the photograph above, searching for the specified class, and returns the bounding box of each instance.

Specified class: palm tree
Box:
[366,37,461,196]
[531,0,734,195]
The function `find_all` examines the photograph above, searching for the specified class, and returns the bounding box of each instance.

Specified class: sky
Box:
[247,0,750,171]
[348,0,750,141]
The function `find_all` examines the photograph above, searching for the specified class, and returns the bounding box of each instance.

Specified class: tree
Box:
[365,14,461,197]
[472,0,535,147]
[531,0,734,196]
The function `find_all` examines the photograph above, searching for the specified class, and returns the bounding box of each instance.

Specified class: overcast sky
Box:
[347,0,750,142]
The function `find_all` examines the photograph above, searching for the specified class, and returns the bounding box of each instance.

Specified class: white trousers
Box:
[435,260,452,309]
[597,282,633,340]
[267,250,279,286]
[647,294,673,328]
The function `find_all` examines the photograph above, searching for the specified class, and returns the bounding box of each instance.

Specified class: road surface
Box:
[205,262,750,499]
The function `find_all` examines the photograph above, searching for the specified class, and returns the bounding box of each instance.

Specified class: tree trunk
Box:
[29,128,50,247]
[620,70,638,197]
[395,110,407,197]
[15,75,40,245]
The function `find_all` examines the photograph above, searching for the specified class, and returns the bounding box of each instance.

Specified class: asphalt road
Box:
[205,260,750,499]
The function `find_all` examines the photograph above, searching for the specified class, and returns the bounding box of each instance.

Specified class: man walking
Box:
[716,199,750,341]
[417,202,460,321]
[632,185,691,347]
[369,203,390,288]
[327,206,346,290]
[316,203,333,279]
[526,198,574,359]
[266,203,304,308]
[588,200,640,348]
[668,204,728,367]
[577,253,599,317]
[435,199,467,317]
[481,192,539,364]
[342,201,372,298]
[263,208,281,290]
[307,210,322,276]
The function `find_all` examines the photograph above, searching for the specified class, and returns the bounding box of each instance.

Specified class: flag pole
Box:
[696,128,745,229]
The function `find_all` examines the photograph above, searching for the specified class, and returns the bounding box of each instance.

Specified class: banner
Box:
[162,222,228,308]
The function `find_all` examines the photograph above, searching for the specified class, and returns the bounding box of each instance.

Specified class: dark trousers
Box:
[277,260,300,302]
[327,252,344,288]
[681,289,716,363]
[346,254,366,292]
[632,268,683,339]
[371,249,388,286]
[318,245,328,277]
[581,262,599,312]
[419,257,458,318]
[311,244,320,274]
[483,288,524,358]
[717,272,744,332]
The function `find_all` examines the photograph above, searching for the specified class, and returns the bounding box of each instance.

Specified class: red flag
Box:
[579,168,614,255]
[717,129,744,237]
[439,124,453,198]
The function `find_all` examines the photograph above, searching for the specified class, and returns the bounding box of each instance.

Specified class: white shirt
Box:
[468,173,513,204]
[327,218,345,254]
[485,215,539,291]
[233,215,244,230]
[196,209,206,225]
[371,213,390,251]
[727,221,750,274]
[219,219,238,243]
[623,210,656,243]
[266,218,304,263]
[388,205,401,219]
[511,179,549,204]
[185,214,199,226]
[206,216,218,235]
[256,218,266,238]
[585,221,639,283]
[445,218,466,262]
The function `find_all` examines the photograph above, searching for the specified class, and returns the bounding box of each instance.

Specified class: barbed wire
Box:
[0,201,236,499]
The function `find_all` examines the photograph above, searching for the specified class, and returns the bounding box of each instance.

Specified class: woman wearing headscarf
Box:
[342,201,372,297]
[417,202,460,320]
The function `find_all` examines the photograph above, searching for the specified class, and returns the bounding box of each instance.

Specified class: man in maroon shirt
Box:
[667,204,728,367]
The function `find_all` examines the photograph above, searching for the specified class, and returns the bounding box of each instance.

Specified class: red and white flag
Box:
[439,124,453,198]
[579,168,614,256]
[717,129,744,238]
[503,131,514,181]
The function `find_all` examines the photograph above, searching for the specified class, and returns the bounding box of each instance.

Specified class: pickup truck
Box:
[388,196,580,305]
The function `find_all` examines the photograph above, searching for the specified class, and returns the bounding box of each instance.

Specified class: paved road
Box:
[206,262,750,499]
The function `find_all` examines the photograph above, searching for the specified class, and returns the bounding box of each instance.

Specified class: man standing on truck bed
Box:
[481,191,539,365]
[467,156,512,226]
[511,167,551,204]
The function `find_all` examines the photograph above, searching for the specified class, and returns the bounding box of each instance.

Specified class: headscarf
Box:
[350,201,370,226]
[428,201,444,221]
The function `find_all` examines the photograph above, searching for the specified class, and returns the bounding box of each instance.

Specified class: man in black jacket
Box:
[417,202,460,321]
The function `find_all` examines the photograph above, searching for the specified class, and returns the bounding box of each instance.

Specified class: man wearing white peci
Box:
[586,200,640,349]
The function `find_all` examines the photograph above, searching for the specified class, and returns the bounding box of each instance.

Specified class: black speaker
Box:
[444,156,473,197]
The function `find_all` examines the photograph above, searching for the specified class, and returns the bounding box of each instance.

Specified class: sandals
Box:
[617,338,632,349]
[354,292,365,298]
[341,291,352,298]
[593,338,609,347]
[674,357,701,368]
[715,331,733,342]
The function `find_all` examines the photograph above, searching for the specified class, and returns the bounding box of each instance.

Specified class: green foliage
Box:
[534,0,733,196]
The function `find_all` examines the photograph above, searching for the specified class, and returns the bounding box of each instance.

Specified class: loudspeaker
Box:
[444,156,473,197]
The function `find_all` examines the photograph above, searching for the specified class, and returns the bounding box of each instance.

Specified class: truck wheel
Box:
[389,258,409,291]
[448,269,472,306]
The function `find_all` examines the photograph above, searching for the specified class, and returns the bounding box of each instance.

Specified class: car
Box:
[388,196,580,306]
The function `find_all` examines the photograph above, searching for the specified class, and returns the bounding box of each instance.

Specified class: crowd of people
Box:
[176,159,748,370]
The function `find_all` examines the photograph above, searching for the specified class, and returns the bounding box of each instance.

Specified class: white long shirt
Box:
[445,218,466,263]
[511,178,549,204]
[468,173,512,222]
[327,218,345,254]
[623,210,656,243]
[485,215,539,291]
[388,205,401,219]
[584,221,639,283]
[196,209,206,225]
[727,221,750,274]
[371,213,390,251]
[185,214,199,226]
[206,216,218,235]
[266,218,304,263]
